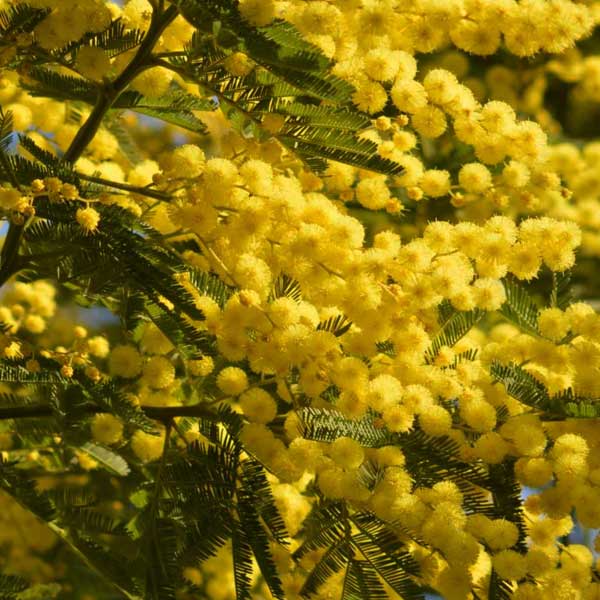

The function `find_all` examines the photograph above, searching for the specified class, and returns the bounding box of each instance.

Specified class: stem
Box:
[48,523,141,600]
[146,420,172,598]
[77,173,171,202]
[0,5,179,290]
[64,6,178,165]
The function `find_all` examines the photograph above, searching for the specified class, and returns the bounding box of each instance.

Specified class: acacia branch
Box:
[63,5,178,164]
[0,4,179,288]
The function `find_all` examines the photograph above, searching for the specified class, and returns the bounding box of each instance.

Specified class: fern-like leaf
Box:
[490,362,550,412]
[317,314,352,337]
[300,407,390,447]
[0,4,49,38]
[500,278,539,336]
[79,442,130,477]
[427,301,485,361]
[550,270,573,310]
[270,273,302,302]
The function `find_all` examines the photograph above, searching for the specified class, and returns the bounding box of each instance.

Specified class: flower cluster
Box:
[3,0,600,598]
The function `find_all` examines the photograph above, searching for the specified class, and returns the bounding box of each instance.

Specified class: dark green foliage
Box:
[0,107,18,188]
[0,4,49,39]
[294,498,424,600]
[351,512,422,599]
[0,458,55,521]
[300,407,390,447]
[487,461,528,599]
[0,574,28,599]
[60,18,145,58]
[83,380,157,433]
[23,67,98,104]
[165,1,402,175]
[113,86,217,134]
[160,415,288,600]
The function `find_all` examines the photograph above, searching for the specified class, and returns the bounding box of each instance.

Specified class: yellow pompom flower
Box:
[87,336,109,358]
[352,79,388,114]
[472,278,506,311]
[109,345,142,378]
[411,105,447,138]
[484,519,519,551]
[355,176,391,210]
[538,308,570,341]
[419,170,451,197]
[419,406,452,437]
[187,355,214,377]
[131,430,165,462]
[473,432,509,464]
[329,436,364,470]
[91,414,124,445]
[382,405,414,433]
[238,0,276,26]
[460,398,496,433]
[239,388,277,424]
[216,366,249,396]
[391,79,428,114]
[364,48,402,82]
[423,69,459,105]
[76,207,100,233]
[130,67,173,98]
[492,550,527,581]
[458,163,493,193]
[142,356,175,390]
[75,46,111,81]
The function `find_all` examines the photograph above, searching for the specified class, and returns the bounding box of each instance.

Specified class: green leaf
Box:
[490,362,549,412]
[270,273,302,302]
[278,128,402,175]
[0,4,49,38]
[427,301,485,361]
[0,459,55,521]
[240,458,288,544]
[317,314,352,337]
[342,559,388,600]
[351,512,423,600]
[0,362,66,384]
[548,388,600,419]
[114,87,217,134]
[0,574,28,597]
[301,539,350,598]
[0,107,14,152]
[300,408,389,448]
[60,18,145,58]
[79,442,130,477]
[231,528,253,600]
[22,67,97,104]
[0,106,18,188]
[500,278,539,336]
[550,270,573,310]
[261,100,370,131]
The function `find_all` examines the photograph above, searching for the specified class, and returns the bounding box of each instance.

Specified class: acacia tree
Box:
[1,0,600,599]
